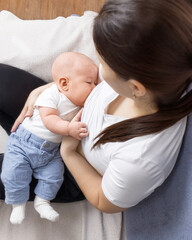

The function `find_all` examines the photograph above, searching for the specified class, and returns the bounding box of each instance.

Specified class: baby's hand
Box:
[68,121,88,140]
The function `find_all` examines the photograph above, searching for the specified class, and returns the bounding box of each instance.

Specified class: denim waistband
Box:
[15,125,60,151]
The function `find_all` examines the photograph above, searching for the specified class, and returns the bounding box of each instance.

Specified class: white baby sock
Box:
[34,195,59,222]
[10,202,26,224]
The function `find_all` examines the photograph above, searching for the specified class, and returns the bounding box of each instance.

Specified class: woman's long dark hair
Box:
[92,0,192,148]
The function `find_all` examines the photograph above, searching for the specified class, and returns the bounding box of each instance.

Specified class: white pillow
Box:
[0,10,99,152]
[0,10,99,82]
[0,127,8,152]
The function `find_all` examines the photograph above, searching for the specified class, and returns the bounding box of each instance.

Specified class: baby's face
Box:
[52,52,99,106]
[67,64,98,106]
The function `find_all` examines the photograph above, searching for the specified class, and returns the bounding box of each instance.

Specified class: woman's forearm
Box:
[34,82,54,96]
[61,147,102,209]
[60,143,126,213]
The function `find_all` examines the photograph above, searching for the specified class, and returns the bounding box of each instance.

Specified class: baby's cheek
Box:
[81,89,92,104]
[97,76,102,84]
[85,88,92,97]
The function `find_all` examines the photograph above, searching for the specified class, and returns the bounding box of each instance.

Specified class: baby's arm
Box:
[39,107,88,140]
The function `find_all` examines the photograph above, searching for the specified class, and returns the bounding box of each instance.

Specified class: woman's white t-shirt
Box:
[81,81,187,208]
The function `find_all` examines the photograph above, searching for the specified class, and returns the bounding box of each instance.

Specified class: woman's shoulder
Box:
[102,117,187,208]
[110,117,187,175]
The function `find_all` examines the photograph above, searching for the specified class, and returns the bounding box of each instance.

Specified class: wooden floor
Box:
[0,0,106,19]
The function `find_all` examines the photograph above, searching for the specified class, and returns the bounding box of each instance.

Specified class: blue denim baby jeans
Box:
[1,125,64,205]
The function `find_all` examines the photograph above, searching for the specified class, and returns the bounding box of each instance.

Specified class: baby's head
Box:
[52,52,98,106]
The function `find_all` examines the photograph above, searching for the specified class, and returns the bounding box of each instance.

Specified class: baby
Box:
[1,52,98,224]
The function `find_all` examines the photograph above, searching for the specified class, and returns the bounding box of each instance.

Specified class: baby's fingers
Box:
[79,122,87,128]
[79,128,89,139]
[79,132,89,139]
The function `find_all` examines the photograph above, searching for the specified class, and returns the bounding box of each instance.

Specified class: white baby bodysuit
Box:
[22,84,80,143]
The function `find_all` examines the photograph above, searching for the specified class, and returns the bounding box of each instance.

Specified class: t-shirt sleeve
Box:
[34,85,59,109]
[101,156,163,208]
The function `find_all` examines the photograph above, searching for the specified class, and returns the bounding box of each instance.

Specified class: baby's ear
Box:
[59,78,69,92]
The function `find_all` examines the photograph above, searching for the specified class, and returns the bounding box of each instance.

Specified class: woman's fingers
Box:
[24,105,34,118]
[11,116,23,132]
[11,109,27,132]
[11,103,34,132]
[11,83,52,132]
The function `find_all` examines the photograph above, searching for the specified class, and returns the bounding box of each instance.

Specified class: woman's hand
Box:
[11,83,53,132]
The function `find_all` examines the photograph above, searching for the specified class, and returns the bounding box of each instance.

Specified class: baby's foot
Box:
[34,195,59,222]
[10,203,26,224]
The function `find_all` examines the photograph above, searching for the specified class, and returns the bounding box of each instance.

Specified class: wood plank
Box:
[0,0,106,19]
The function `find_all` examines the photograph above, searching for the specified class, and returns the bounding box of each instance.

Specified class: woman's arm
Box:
[60,112,127,213]
[11,82,54,132]
[60,137,127,213]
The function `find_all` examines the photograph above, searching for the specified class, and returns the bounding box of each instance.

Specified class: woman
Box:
[1,0,192,211]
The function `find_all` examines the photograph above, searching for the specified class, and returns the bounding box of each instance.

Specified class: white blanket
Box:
[0,10,126,240]
[0,10,99,82]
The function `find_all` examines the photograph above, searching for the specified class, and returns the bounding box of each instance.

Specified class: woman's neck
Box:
[107,95,158,119]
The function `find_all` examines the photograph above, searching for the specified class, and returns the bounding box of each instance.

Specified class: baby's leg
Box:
[34,196,59,222]
[33,152,64,222]
[1,132,33,224]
